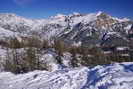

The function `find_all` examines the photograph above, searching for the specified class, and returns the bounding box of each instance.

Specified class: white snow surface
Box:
[0,27,16,38]
[0,62,133,89]
[70,13,97,25]
[0,12,132,41]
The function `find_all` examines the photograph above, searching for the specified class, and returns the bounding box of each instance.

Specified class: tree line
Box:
[1,35,133,74]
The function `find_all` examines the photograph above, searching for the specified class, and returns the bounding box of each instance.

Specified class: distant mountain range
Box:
[0,11,133,47]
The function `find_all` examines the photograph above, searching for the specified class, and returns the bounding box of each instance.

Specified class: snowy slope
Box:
[0,12,133,45]
[0,27,16,38]
[0,62,133,89]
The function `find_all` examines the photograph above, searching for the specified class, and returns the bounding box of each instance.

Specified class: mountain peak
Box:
[50,14,66,19]
[96,11,103,16]
[96,11,111,19]
[72,12,82,16]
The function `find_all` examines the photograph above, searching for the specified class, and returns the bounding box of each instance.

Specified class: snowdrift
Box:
[0,62,133,89]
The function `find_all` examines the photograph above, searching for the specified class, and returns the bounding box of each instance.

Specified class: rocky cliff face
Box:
[0,12,133,47]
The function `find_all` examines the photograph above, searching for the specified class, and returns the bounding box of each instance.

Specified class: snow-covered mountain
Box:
[0,12,133,46]
[0,62,133,89]
[0,12,133,89]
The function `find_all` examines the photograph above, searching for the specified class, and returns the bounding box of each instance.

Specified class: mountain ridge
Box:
[0,11,133,47]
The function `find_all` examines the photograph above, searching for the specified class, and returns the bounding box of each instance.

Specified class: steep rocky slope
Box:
[0,12,132,46]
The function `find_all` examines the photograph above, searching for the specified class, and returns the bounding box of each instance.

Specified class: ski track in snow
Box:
[0,62,133,89]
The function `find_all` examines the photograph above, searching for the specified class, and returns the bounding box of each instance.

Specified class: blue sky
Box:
[0,0,133,19]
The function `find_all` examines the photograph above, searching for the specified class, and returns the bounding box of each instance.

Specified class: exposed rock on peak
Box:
[0,12,132,47]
